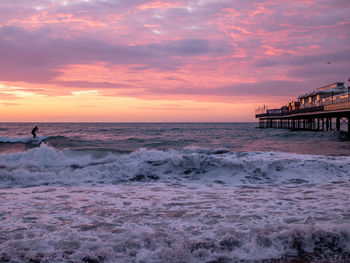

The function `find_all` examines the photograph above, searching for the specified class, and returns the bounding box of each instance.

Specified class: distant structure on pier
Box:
[255,82,350,133]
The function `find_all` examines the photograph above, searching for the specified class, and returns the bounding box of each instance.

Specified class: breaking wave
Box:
[1,222,349,263]
[0,135,50,144]
[0,144,349,188]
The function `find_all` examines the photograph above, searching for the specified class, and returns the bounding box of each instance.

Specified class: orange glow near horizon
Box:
[0,85,272,122]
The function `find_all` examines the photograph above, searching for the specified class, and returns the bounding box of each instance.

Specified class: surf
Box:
[0,135,50,144]
[0,144,349,188]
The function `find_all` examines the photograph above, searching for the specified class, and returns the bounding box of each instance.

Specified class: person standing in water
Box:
[31,126,39,138]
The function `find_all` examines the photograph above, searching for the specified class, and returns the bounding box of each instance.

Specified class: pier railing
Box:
[255,106,268,115]
[325,100,350,111]
[299,93,350,109]
[255,106,324,118]
[256,92,350,118]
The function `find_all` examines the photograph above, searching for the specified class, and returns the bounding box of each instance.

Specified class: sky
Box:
[0,0,349,122]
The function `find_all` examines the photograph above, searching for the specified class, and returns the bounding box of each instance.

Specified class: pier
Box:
[256,82,350,132]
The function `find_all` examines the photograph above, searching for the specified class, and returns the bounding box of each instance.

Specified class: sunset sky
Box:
[0,0,349,122]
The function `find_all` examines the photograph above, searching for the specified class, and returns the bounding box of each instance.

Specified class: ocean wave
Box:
[181,225,350,262]
[0,181,349,263]
[0,135,50,144]
[3,225,350,262]
[0,144,349,188]
[0,135,115,151]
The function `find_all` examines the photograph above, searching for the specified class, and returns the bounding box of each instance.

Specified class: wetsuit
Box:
[31,127,39,138]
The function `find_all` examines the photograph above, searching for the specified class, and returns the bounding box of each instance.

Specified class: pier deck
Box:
[256,82,350,132]
[256,103,350,132]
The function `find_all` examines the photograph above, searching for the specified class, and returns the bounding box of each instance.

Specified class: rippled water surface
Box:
[0,123,349,262]
[0,122,350,155]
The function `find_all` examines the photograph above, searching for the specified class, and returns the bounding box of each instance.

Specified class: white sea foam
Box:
[0,135,49,144]
[0,145,349,262]
[0,184,349,262]
[0,144,349,188]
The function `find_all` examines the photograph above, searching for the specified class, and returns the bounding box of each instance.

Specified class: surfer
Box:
[31,126,39,138]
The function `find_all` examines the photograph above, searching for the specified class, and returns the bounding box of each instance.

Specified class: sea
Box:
[0,122,349,263]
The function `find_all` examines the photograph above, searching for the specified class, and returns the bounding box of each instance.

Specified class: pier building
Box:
[255,82,350,133]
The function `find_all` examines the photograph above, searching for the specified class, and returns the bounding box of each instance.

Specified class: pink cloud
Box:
[0,0,349,103]
[137,1,181,11]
